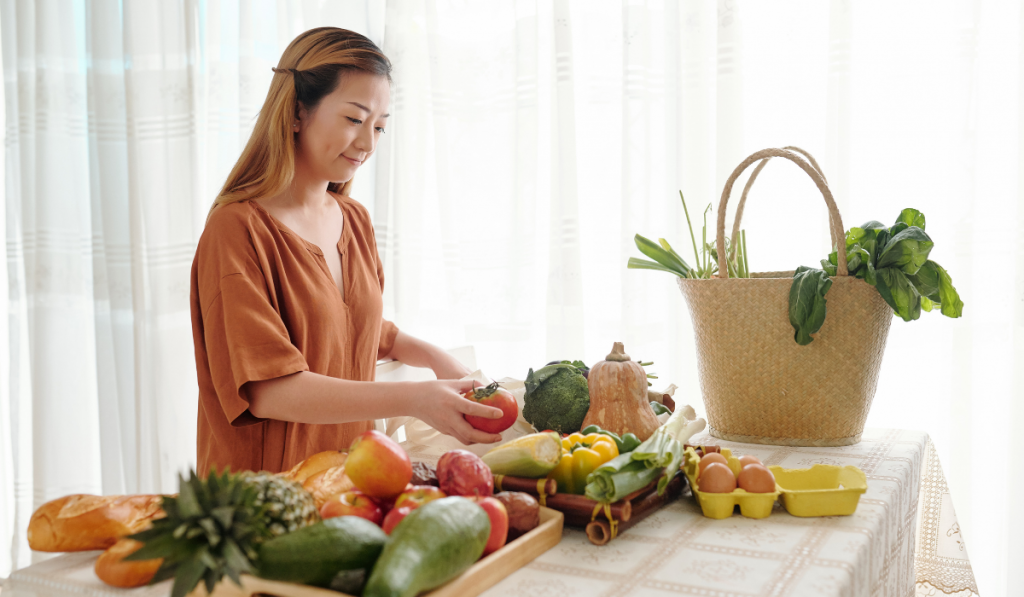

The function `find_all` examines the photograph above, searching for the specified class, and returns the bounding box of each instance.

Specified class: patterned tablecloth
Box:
[474,428,979,597]
[1,429,978,597]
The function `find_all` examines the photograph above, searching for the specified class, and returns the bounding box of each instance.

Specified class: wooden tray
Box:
[190,507,564,597]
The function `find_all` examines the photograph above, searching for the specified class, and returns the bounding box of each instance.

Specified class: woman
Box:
[190,27,503,476]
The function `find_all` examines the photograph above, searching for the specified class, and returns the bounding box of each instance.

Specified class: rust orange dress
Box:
[190,193,398,476]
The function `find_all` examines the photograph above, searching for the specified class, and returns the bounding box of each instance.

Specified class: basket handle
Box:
[716,148,848,278]
[727,146,837,262]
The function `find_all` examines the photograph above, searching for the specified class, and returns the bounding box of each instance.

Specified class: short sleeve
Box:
[202,272,310,426]
[367,204,400,360]
[195,206,310,426]
[377,319,399,360]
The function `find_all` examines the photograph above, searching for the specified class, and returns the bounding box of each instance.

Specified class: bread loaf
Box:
[95,537,162,588]
[27,494,164,552]
[281,450,347,484]
[302,464,355,508]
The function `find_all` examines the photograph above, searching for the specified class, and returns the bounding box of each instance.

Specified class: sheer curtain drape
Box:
[375,1,1019,595]
[0,0,384,576]
[2,1,1020,595]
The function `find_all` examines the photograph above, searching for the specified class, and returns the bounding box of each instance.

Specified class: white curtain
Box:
[2,1,1021,595]
[0,0,385,576]
[375,1,1020,595]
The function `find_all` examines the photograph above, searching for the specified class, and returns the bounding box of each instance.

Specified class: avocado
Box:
[257,516,388,587]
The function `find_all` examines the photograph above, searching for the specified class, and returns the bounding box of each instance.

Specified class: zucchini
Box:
[363,497,490,597]
[257,516,388,587]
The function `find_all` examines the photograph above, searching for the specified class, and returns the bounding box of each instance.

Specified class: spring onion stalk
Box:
[583,407,694,502]
[680,191,701,270]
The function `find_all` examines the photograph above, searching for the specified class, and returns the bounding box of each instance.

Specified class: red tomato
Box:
[462,382,518,434]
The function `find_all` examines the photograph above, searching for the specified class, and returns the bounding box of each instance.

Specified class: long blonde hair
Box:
[210,27,392,220]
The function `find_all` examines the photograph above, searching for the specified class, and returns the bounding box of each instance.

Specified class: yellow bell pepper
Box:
[549,434,619,494]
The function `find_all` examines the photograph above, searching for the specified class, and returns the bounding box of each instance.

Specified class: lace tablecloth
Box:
[474,428,979,597]
[2,429,978,597]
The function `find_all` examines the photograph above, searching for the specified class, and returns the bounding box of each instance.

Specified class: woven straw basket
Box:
[677,147,892,447]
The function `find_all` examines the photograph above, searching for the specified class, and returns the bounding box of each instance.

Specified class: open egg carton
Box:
[681,447,867,519]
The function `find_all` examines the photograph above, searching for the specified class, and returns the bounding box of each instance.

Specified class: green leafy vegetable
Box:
[629,191,750,280]
[897,208,926,230]
[789,266,833,345]
[876,227,934,275]
[790,208,961,343]
[876,267,922,322]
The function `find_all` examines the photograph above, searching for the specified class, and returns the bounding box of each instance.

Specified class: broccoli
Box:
[522,364,591,435]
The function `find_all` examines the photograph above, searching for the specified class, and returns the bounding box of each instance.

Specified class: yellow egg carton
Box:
[681,447,867,519]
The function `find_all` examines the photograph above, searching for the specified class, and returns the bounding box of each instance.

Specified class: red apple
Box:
[471,497,509,556]
[319,490,384,525]
[381,505,415,535]
[346,430,413,499]
[394,485,446,510]
[462,382,518,434]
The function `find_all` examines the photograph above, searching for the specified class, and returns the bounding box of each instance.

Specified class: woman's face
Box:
[294,71,390,185]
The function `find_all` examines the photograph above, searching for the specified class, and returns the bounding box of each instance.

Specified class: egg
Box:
[698,462,737,493]
[697,452,728,475]
[737,464,776,493]
[738,455,762,468]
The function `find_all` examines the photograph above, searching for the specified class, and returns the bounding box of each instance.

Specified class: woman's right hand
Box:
[410,380,504,445]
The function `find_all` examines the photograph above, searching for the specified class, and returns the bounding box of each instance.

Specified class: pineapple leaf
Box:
[207,470,221,505]
[151,564,177,584]
[178,472,203,519]
[211,506,235,529]
[198,517,222,546]
[123,530,192,562]
[170,551,208,597]
[222,538,253,583]
[203,569,218,595]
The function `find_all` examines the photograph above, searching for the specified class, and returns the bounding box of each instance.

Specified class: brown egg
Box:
[737,464,776,493]
[738,455,762,468]
[698,463,737,493]
[697,452,728,475]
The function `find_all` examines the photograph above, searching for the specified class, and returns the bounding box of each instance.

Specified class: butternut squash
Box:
[582,342,662,441]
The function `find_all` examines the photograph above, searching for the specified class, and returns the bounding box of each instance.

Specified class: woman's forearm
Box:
[247,372,416,424]
[245,370,504,444]
[387,331,471,380]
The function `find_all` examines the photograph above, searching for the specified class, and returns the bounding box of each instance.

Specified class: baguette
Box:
[27,494,164,552]
[281,450,347,484]
[95,537,162,588]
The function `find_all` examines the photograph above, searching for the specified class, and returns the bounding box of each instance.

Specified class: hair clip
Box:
[271,67,298,75]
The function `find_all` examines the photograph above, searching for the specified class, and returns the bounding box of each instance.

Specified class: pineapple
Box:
[240,471,321,536]
[127,468,320,597]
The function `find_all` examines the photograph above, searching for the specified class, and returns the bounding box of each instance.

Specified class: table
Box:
[477,428,978,597]
[1,429,978,597]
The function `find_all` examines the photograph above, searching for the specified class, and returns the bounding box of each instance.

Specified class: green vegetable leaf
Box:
[659,238,693,275]
[934,261,964,318]
[627,257,679,275]
[875,228,891,257]
[921,296,934,312]
[897,208,926,231]
[650,401,671,416]
[789,266,833,345]
[634,234,690,277]
[876,227,933,275]
[888,221,909,238]
[906,260,941,301]
[820,258,837,277]
[876,267,921,322]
